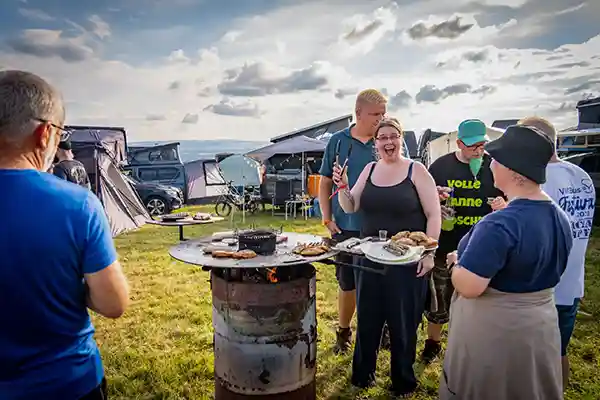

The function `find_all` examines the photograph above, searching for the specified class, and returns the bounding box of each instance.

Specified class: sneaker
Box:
[380,324,391,350]
[334,327,352,354]
[420,339,442,363]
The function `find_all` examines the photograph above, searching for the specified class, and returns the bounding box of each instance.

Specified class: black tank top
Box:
[360,161,427,237]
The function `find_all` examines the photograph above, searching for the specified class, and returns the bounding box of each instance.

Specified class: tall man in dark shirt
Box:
[318,89,387,353]
[53,139,91,189]
[421,119,504,362]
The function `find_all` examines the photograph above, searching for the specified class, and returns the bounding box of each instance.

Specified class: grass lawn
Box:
[95,205,600,399]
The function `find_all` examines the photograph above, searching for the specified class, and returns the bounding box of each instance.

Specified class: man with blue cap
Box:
[421,119,505,363]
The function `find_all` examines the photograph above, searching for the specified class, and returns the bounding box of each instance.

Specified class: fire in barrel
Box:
[211,229,318,399]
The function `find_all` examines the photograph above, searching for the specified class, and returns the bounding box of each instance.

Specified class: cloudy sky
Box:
[1,0,599,141]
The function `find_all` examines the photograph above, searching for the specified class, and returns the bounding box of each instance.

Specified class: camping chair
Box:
[271,180,293,217]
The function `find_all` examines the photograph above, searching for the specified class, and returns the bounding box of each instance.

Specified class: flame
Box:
[267,268,278,283]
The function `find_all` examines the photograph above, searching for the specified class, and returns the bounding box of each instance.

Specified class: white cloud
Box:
[401,14,517,47]
[18,8,55,21]
[220,30,242,43]
[1,1,598,143]
[204,97,263,117]
[477,0,528,6]
[166,49,190,63]
[5,29,94,62]
[88,15,111,40]
[330,5,398,58]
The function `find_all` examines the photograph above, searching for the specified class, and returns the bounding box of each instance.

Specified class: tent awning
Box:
[246,135,326,161]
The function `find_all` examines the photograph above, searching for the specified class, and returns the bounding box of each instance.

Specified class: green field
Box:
[94,206,600,399]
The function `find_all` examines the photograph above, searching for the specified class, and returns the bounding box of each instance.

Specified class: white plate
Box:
[359,241,424,265]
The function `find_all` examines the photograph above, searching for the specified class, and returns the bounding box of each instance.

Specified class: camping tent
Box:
[184,159,228,204]
[218,154,262,187]
[426,126,505,166]
[68,127,150,237]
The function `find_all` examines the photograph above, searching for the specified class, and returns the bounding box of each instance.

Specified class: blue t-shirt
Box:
[457,198,572,293]
[319,126,376,231]
[0,169,118,399]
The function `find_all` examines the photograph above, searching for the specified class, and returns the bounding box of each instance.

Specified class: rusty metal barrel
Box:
[211,266,317,399]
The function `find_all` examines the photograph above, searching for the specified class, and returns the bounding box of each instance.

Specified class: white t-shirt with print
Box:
[543,161,596,306]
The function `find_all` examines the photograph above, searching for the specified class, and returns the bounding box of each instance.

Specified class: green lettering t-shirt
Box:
[428,152,503,260]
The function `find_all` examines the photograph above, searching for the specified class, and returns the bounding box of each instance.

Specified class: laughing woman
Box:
[440,125,572,400]
[333,117,441,396]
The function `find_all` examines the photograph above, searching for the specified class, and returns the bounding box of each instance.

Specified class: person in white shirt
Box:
[517,116,595,390]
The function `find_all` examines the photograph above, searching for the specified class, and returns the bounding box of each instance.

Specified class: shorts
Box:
[424,258,454,325]
[556,298,580,356]
[332,230,360,291]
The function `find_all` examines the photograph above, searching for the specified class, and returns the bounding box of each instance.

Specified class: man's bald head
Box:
[517,116,557,145]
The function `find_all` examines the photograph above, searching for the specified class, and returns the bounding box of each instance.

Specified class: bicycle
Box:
[214,182,259,217]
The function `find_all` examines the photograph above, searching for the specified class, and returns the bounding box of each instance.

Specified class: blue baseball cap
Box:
[457,119,489,146]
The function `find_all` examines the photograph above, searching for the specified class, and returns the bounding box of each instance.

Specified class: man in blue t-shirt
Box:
[0,70,130,400]
[318,89,387,353]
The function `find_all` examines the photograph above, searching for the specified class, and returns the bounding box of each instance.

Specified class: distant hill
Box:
[130,139,267,163]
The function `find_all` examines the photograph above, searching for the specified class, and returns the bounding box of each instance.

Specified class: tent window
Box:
[138,168,156,180]
[148,149,178,162]
[137,167,180,181]
[203,162,226,185]
[157,168,180,180]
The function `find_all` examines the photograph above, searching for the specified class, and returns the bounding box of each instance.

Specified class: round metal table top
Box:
[146,216,224,227]
[169,231,339,268]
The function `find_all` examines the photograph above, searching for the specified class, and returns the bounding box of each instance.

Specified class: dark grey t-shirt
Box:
[53,160,91,190]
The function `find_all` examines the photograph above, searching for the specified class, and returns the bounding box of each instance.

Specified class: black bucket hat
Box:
[484,125,554,184]
[58,139,72,151]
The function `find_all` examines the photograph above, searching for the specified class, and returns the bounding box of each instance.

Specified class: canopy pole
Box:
[301,152,305,196]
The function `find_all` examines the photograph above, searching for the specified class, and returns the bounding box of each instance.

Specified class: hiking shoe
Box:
[421,339,442,363]
[380,324,391,350]
[334,327,352,354]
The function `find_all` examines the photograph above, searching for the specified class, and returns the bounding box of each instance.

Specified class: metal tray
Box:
[169,232,339,268]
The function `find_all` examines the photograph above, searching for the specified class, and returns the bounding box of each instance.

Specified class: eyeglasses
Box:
[376,134,401,141]
[462,141,485,151]
[33,118,71,142]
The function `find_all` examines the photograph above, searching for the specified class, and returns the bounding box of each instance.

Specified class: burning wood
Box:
[267,268,278,283]
[212,264,315,284]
